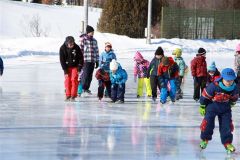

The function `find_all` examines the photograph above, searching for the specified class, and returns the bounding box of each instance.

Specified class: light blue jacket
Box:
[99,50,117,71]
[110,63,128,85]
[174,57,186,77]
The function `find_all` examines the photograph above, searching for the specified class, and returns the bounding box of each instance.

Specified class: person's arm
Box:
[59,46,68,74]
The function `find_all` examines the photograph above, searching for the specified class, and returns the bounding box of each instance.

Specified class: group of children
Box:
[73,40,240,154]
[78,42,128,103]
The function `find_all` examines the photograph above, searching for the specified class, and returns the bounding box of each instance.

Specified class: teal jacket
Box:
[174,57,186,77]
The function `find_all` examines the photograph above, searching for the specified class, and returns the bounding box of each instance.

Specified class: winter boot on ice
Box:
[200,140,208,150]
[65,96,71,101]
[225,143,235,154]
[115,100,124,104]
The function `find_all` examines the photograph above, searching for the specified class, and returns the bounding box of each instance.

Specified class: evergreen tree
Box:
[98,0,148,38]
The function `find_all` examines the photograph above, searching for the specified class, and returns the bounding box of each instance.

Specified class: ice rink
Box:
[1,55,240,160]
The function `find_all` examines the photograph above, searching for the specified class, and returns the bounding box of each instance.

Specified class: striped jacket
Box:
[79,34,99,63]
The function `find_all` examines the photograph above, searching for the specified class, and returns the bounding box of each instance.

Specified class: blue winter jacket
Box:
[99,50,117,71]
[174,57,186,77]
[200,78,239,113]
[0,56,3,76]
[110,64,128,85]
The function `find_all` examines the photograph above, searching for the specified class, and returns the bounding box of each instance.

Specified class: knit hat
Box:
[162,56,169,66]
[110,59,118,71]
[236,43,240,52]
[198,48,206,55]
[155,47,164,56]
[172,48,182,57]
[207,61,216,72]
[105,42,112,48]
[221,68,236,81]
[86,25,94,34]
[134,51,144,61]
[65,36,75,45]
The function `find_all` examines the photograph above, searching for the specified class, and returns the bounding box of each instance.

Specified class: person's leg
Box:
[200,77,207,94]
[200,111,216,142]
[81,62,95,91]
[144,78,152,97]
[64,68,71,99]
[193,77,200,100]
[169,79,176,101]
[117,83,125,102]
[85,63,95,90]
[150,76,157,98]
[137,78,144,97]
[70,67,79,98]
[219,111,233,145]
[105,81,112,98]
[97,80,104,100]
[111,84,117,102]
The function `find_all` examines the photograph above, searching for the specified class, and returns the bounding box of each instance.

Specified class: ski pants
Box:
[200,110,233,145]
[137,78,152,97]
[150,75,161,98]
[98,80,111,99]
[81,62,95,91]
[160,79,176,103]
[65,67,78,98]
[193,76,206,100]
[111,83,125,102]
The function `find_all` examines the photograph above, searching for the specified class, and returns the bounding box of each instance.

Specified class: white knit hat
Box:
[110,59,118,71]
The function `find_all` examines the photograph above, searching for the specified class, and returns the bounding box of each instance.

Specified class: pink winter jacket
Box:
[133,51,150,78]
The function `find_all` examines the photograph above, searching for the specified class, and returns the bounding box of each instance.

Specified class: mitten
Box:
[199,105,206,116]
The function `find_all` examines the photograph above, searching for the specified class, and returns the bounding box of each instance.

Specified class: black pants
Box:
[150,75,161,98]
[82,62,95,91]
[193,76,206,100]
[176,76,183,96]
[98,80,111,99]
[111,84,125,102]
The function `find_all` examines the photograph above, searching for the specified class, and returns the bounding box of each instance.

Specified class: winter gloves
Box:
[230,101,237,108]
[95,62,99,69]
[199,105,206,116]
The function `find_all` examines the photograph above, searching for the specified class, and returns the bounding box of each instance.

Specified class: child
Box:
[157,56,179,104]
[191,48,207,102]
[206,61,221,86]
[172,48,186,100]
[133,51,152,98]
[98,42,117,99]
[147,47,164,102]
[95,68,111,101]
[109,59,128,103]
[199,68,239,153]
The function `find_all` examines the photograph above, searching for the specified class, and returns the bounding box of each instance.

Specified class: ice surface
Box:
[0,55,240,160]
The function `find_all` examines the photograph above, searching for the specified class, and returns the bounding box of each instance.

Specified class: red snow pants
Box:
[65,67,78,98]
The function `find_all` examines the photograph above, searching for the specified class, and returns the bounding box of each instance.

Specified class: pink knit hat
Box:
[134,51,144,61]
[236,43,240,52]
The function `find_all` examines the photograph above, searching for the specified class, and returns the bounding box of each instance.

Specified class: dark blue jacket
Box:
[147,57,161,76]
[200,78,239,113]
[0,57,3,76]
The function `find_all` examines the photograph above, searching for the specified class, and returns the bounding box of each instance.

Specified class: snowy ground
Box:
[1,0,240,159]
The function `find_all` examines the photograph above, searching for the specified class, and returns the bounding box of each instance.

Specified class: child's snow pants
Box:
[137,78,152,97]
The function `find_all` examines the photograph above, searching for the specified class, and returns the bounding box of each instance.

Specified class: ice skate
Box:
[65,96,71,101]
[225,144,235,154]
[199,140,208,150]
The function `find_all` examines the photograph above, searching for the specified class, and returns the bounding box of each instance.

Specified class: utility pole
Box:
[146,0,152,44]
[84,0,88,33]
